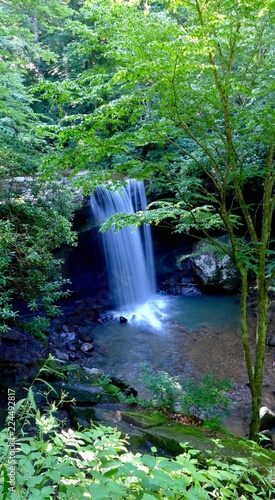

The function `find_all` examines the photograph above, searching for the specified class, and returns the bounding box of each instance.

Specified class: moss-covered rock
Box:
[190,236,241,291]
[145,423,210,455]
[118,409,275,465]
[70,406,96,429]
[65,364,104,385]
[144,423,275,466]
[48,381,105,403]
[121,410,169,428]
[70,405,148,451]
[48,382,119,404]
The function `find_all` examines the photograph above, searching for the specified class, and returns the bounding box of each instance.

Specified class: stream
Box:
[83,293,274,436]
[84,182,275,437]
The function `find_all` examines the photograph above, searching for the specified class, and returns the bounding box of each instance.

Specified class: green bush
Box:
[0,359,274,499]
[0,179,78,334]
[1,416,274,499]
[180,373,233,421]
[138,366,182,412]
[18,317,51,343]
[138,365,233,422]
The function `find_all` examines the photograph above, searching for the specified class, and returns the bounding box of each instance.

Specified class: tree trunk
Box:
[248,274,269,441]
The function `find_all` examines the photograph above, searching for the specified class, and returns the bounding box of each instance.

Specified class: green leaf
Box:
[20,443,32,455]
[142,494,159,500]
[45,470,61,482]
[27,388,37,412]
[141,454,156,469]
[88,483,114,500]
[57,464,78,477]
[241,483,257,493]
[26,476,44,487]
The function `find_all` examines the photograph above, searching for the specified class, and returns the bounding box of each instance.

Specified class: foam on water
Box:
[112,296,169,330]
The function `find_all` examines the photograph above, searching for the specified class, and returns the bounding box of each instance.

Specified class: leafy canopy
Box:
[0,0,79,333]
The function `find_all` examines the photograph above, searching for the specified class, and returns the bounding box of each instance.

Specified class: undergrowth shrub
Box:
[0,358,274,499]
[0,179,78,334]
[1,418,275,499]
[137,365,233,422]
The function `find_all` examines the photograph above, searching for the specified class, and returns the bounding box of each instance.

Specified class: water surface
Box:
[87,294,241,390]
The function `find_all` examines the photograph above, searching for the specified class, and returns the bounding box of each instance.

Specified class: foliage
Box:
[2,426,275,500]
[0,0,80,334]
[180,374,233,421]
[18,317,51,343]
[1,373,274,499]
[132,365,233,423]
[0,178,78,333]
[14,355,67,436]
[138,366,182,412]
[2,0,275,439]
[35,0,275,440]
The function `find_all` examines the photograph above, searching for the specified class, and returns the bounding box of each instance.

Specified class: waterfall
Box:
[91,180,156,310]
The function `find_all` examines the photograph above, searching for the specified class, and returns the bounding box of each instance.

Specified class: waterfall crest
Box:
[91,180,156,309]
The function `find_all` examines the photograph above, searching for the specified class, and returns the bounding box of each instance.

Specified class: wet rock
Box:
[73,307,98,321]
[1,330,21,342]
[190,236,241,291]
[48,382,104,403]
[119,316,128,324]
[61,332,77,343]
[67,344,76,352]
[110,376,138,397]
[60,324,70,333]
[83,367,104,377]
[78,332,93,343]
[158,270,202,296]
[70,406,95,429]
[54,350,69,361]
[259,406,275,431]
[0,330,43,369]
[80,342,94,353]
[266,336,275,347]
[66,315,87,326]
[98,311,113,324]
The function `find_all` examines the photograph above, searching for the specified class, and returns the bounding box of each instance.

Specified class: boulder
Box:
[190,236,241,291]
[54,350,69,361]
[83,367,104,379]
[266,336,275,347]
[121,410,168,429]
[48,381,105,403]
[80,342,94,353]
[259,406,275,431]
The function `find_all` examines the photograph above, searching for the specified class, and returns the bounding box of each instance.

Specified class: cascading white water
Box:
[91,180,166,328]
[91,180,156,307]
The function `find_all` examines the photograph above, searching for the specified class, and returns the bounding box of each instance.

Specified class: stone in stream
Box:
[80,342,94,353]
[54,350,69,361]
[61,332,77,343]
